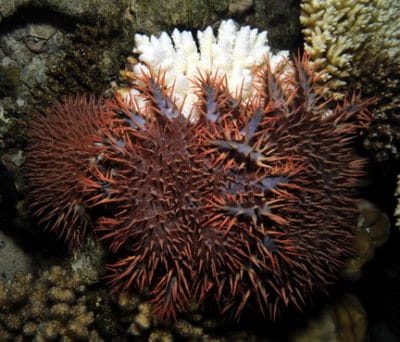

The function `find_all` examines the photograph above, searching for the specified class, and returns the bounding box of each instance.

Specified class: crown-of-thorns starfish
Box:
[25,54,371,320]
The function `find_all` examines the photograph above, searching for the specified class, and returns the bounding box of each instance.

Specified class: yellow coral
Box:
[0,265,96,340]
[48,286,76,303]
[301,0,400,99]
[148,330,174,342]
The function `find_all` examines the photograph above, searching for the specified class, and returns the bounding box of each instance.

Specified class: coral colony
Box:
[129,19,289,116]
[24,20,371,320]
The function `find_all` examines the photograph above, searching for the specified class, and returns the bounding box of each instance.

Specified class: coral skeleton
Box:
[126,19,288,116]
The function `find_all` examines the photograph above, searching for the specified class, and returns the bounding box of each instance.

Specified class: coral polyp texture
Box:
[300,0,400,162]
[24,96,106,249]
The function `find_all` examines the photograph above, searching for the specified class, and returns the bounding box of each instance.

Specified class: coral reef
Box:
[110,291,264,341]
[3,0,395,338]
[300,0,400,99]
[25,47,372,320]
[300,0,400,162]
[0,265,99,341]
[363,120,400,163]
[0,264,274,340]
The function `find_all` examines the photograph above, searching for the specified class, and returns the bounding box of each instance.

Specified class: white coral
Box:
[130,19,288,116]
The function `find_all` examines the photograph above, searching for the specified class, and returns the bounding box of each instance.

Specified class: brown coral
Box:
[0,266,99,341]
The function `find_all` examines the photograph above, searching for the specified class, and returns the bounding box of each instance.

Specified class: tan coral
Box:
[0,265,97,341]
[342,199,390,281]
[1,265,288,340]
[300,0,400,99]
[301,0,400,162]
[290,294,367,342]
[148,329,174,342]
[114,291,266,341]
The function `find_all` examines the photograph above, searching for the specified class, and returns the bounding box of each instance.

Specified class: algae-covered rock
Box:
[244,0,302,50]
[0,2,134,172]
[0,230,33,280]
[0,0,122,26]
[125,0,228,33]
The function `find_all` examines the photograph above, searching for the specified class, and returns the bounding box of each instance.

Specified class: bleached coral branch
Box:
[129,19,288,116]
